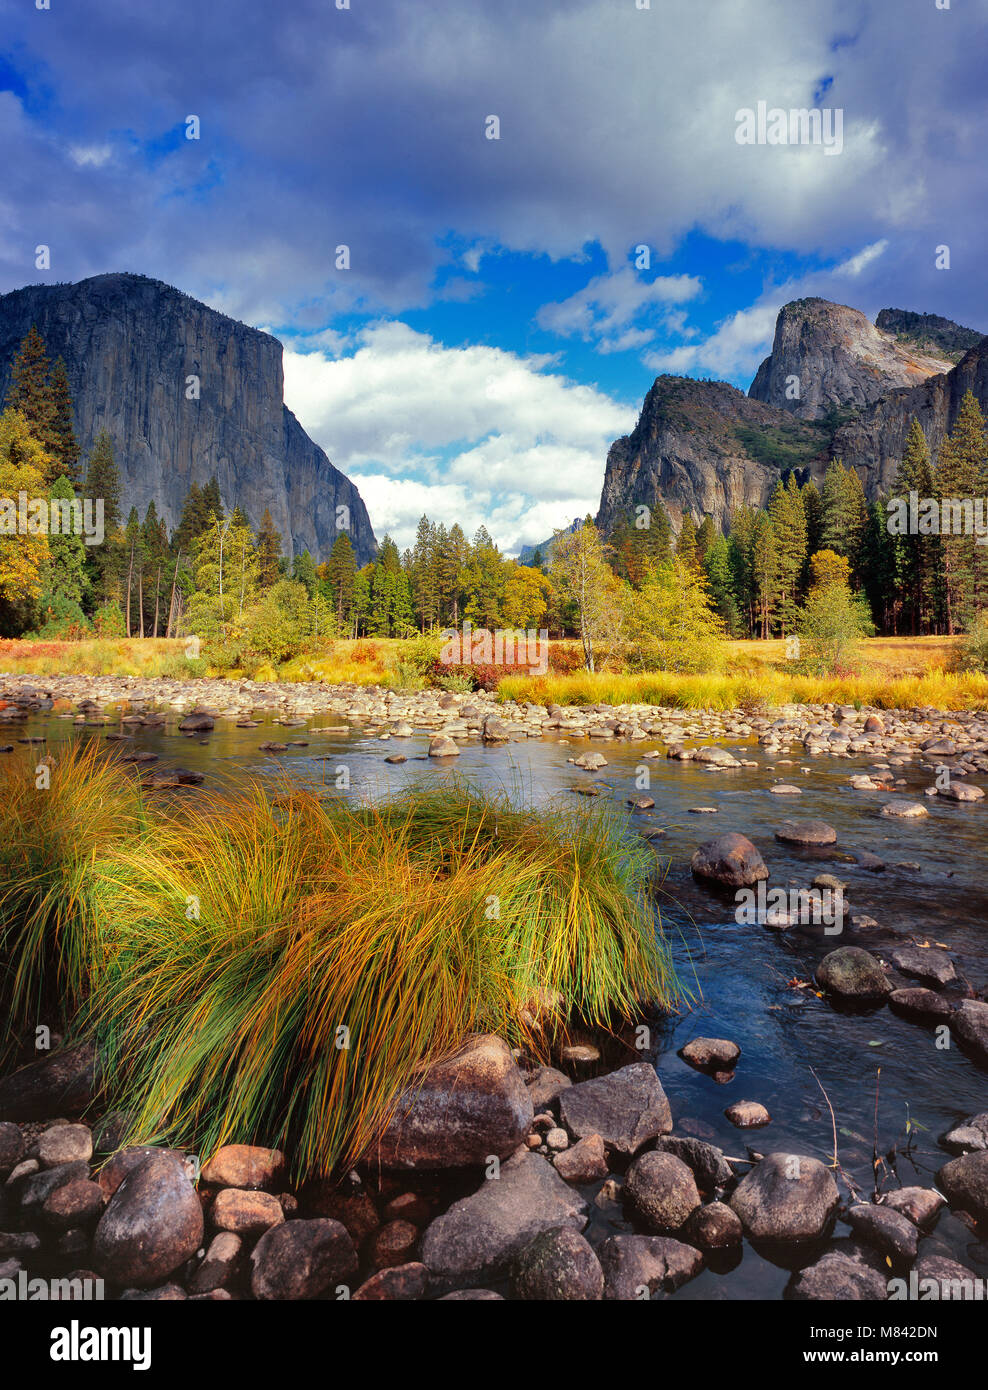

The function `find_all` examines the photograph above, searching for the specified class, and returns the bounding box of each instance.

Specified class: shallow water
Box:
[14,708,988,1297]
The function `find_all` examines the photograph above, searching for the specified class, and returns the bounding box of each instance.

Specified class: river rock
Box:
[250,1218,358,1300]
[41,1177,104,1231]
[881,1187,945,1228]
[373,1034,533,1168]
[950,999,988,1066]
[846,1203,919,1263]
[685,1201,743,1248]
[428,735,460,758]
[886,946,956,988]
[725,1100,770,1128]
[200,1144,286,1191]
[211,1188,284,1237]
[653,1136,733,1190]
[575,752,607,770]
[420,1150,586,1290]
[624,1152,701,1231]
[775,819,837,846]
[788,1250,888,1300]
[178,712,214,731]
[353,1262,430,1300]
[188,1233,244,1295]
[879,801,928,818]
[943,1113,988,1154]
[511,1226,604,1301]
[0,1043,98,1121]
[553,1133,608,1184]
[730,1153,839,1241]
[598,1234,704,1300]
[37,1124,93,1169]
[525,1066,571,1110]
[559,1063,672,1157]
[889,988,953,1022]
[690,833,768,888]
[679,1037,740,1070]
[937,1151,988,1222]
[92,1151,204,1288]
[815,947,891,1001]
[0,1123,25,1178]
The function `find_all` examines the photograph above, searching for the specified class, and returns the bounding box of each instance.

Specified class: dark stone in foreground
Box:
[775,819,837,846]
[950,1000,988,1067]
[92,1151,203,1288]
[250,1218,358,1300]
[0,1043,98,1121]
[599,1235,704,1300]
[730,1153,839,1241]
[815,947,892,1001]
[511,1227,604,1300]
[788,1250,888,1300]
[937,1150,988,1223]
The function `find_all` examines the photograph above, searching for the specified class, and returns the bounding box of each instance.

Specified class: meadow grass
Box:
[0,637,200,679]
[0,749,676,1176]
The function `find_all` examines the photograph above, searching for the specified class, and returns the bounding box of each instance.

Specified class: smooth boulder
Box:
[690,833,768,888]
[730,1152,839,1241]
[92,1151,204,1288]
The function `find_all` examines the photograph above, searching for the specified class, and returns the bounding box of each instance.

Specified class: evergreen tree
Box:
[820,460,867,574]
[727,504,758,635]
[82,431,122,606]
[935,390,987,632]
[751,511,778,639]
[890,418,939,633]
[48,358,80,483]
[172,482,209,557]
[325,532,356,629]
[5,326,56,461]
[122,508,145,638]
[696,514,717,561]
[292,549,317,597]
[703,532,739,634]
[255,507,283,588]
[675,512,701,572]
[767,474,807,636]
[201,475,224,525]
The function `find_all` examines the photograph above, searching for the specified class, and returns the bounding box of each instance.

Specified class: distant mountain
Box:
[0,273,377,563]
[596,297,987,537]
[748,297,960,421]
[516,517,582,567]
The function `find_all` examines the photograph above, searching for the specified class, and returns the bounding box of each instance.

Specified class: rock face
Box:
[0,274,376,563]
[596,374,829,536]
[749,299,957,422]
[372,1034,534,1169]
[420,1150,587,1290]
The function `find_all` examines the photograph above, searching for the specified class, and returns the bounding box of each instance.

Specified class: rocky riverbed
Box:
[1,675,986,1301]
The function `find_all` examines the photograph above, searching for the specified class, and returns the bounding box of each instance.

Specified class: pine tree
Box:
[48,359,80,483]
[82,431,122,606]
[703,533,739,633]
[6,326,56,460]
[890,418,938,633]
[123,508,145,638]
[820,460,867,576]
[696,514,717,561]
[727,504,758,635]
[801,479,823,576]
[255,507,283,588]
[675,512,701,572]
[325,532,356,629]
[292,549,317,597]
[767,474,807,636]
[141,501,170,637]
[201,475,224,525]
[751,511,778,639]
[936,390,988,632]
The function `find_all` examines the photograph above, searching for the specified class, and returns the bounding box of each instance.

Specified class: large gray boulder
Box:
[730,1153,839,1241]
[559,1063,672,1158]
[816,947,892,1001]
[420,1150,587,1290]
[372,1034,533,1169]
[250,1218,358,1300]
[92,1151,204,1288]
[788,1250,888,1300]
[624,1152,701,1232]
[511,1227,604,1301]
[937,1150,988,1223]
[599,1234,704,1300]
[950,1000,988,1067]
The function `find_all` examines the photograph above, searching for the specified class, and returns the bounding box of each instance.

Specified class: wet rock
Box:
[250,1218,358,1300]
[553,1133,609,1184]
[0,1043,98,1121]
[889,988,953,1022]
[886,946,956,988]
[788,1250,888,1300]
[725,1100,771,1128]
[575,752,607,771]
[690,833,768,888]
[599,1234,704,1300]
[92,1151,204,1288]
[0,1122,25,1178]
[879,801,928,819]
[368,1219,419,1271]
[624,1152,701,1232]
[770,784,802,795]
[775,819,837,846]
[685,1201,743,1248]
[950,1000,988,1066]
[679,1037,740,1071]
[211,1188,284,1237]
[419,1151,587,1290]
[653,1137,733,1190]
[428,735,460,758]
[911,1254,982,1296]
[511,1226,604,1301]
[96,1146,188,1201]
[815,946,892,1001]
[730,1153,839,1241]
[937,1151,988,1223]
[353,1262,430,1300]
[373,1034,533,1169]
[846,1203,919,1263]
[559,1062,672,1158]
[943,1113,988,1155]
[438,1288,504,1300]
[188,1232,244,1295]
[178,713,214,732]
[200,1144,286,1191]
[881,1187,945,1229]
[936,781,985,802]
[559,1043,600,1065]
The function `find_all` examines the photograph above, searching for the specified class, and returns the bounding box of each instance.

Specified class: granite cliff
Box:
[0,273,376,563]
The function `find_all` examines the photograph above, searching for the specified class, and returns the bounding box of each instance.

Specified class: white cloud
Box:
[537,268,702,352]
[283,322,636,553]
[834,238,889,277]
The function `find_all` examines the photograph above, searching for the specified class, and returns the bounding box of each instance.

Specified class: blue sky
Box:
[1,0,986,552]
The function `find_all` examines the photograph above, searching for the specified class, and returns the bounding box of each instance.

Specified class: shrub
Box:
[959,611,988,673]
[797,582,874,676]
